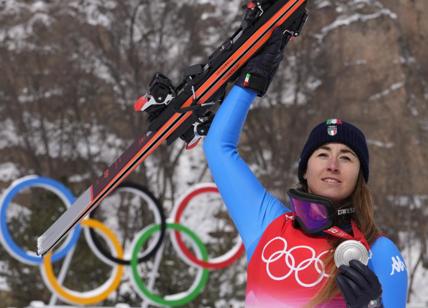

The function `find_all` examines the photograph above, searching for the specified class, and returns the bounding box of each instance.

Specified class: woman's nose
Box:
[327,158,339,172]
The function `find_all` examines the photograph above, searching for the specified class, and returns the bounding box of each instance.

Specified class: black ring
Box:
[88,181,166,265]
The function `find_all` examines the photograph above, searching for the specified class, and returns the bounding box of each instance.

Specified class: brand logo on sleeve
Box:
[390,256,406,275]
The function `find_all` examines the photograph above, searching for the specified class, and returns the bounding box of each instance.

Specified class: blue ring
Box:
[0,176,81,265]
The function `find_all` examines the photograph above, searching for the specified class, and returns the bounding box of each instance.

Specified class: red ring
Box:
[172,185,244,270]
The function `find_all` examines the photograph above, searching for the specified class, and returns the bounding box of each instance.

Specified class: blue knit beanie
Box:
[297,118,369,184]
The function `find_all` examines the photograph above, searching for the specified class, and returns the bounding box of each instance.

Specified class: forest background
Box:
[0,0,427,307]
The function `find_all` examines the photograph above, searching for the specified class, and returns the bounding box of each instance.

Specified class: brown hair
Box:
[304,171,382,307]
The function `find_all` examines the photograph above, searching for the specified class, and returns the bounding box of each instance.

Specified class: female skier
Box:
[203,28,408,307]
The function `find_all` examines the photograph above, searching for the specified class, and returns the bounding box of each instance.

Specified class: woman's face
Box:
[304,143,360,204]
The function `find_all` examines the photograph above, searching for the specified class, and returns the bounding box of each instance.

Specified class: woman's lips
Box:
[322,177,341,184]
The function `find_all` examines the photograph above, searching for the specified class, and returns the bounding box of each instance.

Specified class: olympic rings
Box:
[41,219,124,305]
[86,182,166,266]
[0,177,244,306]
[130,223,209,307]
[0,175,81,265]
[170,183,244,270]
[261,236,331,288]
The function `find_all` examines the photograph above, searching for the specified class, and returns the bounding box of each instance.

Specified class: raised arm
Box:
[203,85,288,260]
[203,28,295,260]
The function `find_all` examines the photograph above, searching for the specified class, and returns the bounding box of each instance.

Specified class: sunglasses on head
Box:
[287,189,355,234]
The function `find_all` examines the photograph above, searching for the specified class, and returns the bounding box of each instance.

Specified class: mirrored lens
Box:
[290,197,329,230]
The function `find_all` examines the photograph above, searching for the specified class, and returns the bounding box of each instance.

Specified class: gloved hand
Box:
[236,26,290,96]
[336,260,383,308]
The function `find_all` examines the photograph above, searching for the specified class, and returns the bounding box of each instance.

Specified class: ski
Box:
[37,0,308,256]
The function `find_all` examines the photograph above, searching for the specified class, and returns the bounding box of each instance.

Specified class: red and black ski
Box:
[37,0,308,256]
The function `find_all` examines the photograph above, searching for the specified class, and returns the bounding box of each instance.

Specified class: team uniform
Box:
[203,85,408,307]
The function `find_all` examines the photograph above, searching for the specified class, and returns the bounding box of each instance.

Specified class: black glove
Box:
[236,26,290,96]
[336,260,383,308]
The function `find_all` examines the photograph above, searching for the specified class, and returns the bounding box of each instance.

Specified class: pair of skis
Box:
[37,0,308,256]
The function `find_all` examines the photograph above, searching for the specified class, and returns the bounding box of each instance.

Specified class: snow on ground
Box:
[0,261,8,291]
[366,139,394,149]
[387,194,428,210]
[314,1,397,42]
[1,110,129,164]
[344,59,367,66]
[315,0,332,9]
[0,163,20,182]
[421,120,428,132]
[402,243,428,305]
[368,82,404,101]
[175,143,208,194]
[0,0,54,51]
[67,0,116,27]
[0,119,19,150]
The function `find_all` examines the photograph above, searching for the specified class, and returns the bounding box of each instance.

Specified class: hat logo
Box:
[327,125,337,136]
[326,118,343,125]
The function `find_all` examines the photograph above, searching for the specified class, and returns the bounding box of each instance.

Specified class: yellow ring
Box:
[41,219,124,305]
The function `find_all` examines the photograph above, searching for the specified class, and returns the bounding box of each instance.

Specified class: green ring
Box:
[130,223,209,306]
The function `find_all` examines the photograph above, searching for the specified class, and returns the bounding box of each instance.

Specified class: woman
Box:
[203,28,407,307]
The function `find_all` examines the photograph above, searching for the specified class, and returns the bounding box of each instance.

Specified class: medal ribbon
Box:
[323,220,370,250]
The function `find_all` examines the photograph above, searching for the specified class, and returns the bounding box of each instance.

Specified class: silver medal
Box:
[334,240,369,267]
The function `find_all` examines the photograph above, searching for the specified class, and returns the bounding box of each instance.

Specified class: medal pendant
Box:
[334,239,369,267]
